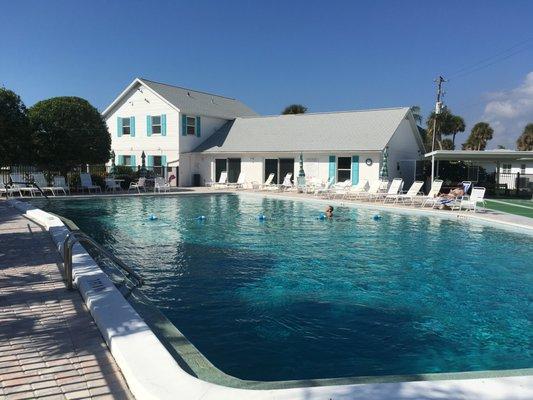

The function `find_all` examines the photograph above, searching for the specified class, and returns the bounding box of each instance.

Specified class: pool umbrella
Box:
[109,151,116,177]
[297,152,306,191]
[380,146,389,179]
[140,151,147,177]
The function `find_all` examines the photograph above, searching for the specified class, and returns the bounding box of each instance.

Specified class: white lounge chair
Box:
[105,178,122,192]
[259,173,276,190]
[80,173,101,193]
[418,180,444,207]
[385,181,424,204]
[10,173,39,197]
[314,177,335,196]
[432,181,472,209]
[154,177,171,193]
[355,180,382,200]
[280,173,294,191]
[327,180,352,199]
[53,176,70,195]
[375,178,403,202]
[213,171,228,189]
[457,187,486,212]
[129,177,146,193]
[32,172,57,196]
[343,180,369,200]
[227,172,246,189]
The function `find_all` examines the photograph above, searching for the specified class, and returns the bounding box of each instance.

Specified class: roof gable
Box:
[193,107,419,153]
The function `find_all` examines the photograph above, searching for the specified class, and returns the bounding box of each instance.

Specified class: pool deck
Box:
[0,202,133,399]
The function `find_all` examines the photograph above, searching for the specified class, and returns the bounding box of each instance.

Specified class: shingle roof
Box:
[192,107,414,153]
[139,78,258,119]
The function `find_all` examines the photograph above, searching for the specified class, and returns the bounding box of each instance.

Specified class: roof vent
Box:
[187,91,191,97]
[211,97,215,104]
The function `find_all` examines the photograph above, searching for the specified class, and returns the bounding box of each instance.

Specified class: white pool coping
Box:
[8,198,533,400]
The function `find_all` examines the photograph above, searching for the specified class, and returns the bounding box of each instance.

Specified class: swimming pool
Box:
[38,194,532,383]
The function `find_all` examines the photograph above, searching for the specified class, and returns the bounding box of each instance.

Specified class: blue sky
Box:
[1,0,532,148]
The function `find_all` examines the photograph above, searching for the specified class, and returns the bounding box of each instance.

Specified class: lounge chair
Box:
[227,172,246,189]
[374,178,403,202]
[129,177,146,193]
[212,171,228,189]
[80,173,101,193]
[154,177,170,193]
[457,187,486,212]
[343,180,369,200]
[259,173,276,190]
[53,176,70,195]
[355,180,382,200]
[433,181,472,209]
[280,173,294,191]
[10,173,39,197]
[313,177,335,196]
[385,181,424,204]
[327,180,352,199]
[418,180,444,207]
[105,178,122,192]
[32,172,57,196]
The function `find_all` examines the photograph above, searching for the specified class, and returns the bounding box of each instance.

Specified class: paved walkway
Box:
[0,203,133,400]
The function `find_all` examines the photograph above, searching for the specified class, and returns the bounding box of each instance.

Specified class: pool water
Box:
[39,194,532,381]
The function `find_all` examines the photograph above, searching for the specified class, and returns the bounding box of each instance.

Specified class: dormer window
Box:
[151,116,162,134]
[186,116,196,135]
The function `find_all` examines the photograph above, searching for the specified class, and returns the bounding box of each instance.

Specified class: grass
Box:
[484,198,533,218]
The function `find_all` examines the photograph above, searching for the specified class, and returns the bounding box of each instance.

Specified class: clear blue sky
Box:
[2,0,532,147]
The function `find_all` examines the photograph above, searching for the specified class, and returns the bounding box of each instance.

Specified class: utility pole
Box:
[431,75,446,183]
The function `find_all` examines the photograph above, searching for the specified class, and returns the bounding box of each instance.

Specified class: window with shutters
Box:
[121,118,130,135]
[153,156,162,167]
[151,116,162,134]
[337,157,351,182]
[502,164,512,173]
[123,155,132,166]
[187,116,196,135]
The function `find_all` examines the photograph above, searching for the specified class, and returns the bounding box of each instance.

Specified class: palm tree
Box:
[410,105,422,125]
[425,108,466,150]
[516,123,533,150]
[281,104,308,115]
[462,122,494,150]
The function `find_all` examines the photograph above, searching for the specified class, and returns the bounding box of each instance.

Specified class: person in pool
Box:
[325,205,334,218]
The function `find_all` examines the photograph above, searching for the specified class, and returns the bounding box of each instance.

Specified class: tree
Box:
[281,104,307,115]
[516,123,533,151]
[410,105,422,125]
[425,108,466,150]
[462,122,494,151]
[29,97,111,172]
[0,87,33,165]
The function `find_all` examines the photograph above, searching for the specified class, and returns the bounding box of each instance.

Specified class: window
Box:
[337,157,351,182]
[123,155,132,166]
[502,164,512,173]
[186,116,196,135]
[521,164,526,174]
[122,118,130,135]
[151,116,161,134]
[153,156,162,167]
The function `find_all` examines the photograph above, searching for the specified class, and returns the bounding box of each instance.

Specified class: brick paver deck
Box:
[0,203,134,400]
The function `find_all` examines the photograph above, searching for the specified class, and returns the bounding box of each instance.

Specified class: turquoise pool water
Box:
[39,194,532,381]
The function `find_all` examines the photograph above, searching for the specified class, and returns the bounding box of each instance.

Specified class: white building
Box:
[103,78,425,187]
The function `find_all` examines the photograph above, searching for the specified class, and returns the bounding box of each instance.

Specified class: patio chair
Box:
[105,178,122,192]
[259,173,276,190]
[129,177,146,193]
[343,180,369,200]
[280,173,294,191]
[354,180,382,200]
[418,180,444,207]
[80,173,102,193]
[212,171,228,189]
[227,172,246,189]
[154,177,171,193]
[432,181,472,209]
[385,181,424,204]
[32,172,57,196]
[10,173,39,197]
[313,177,335,196]
[53,176,70,195]
[374,178,403,202]
[327,180,352,199]
[457,187,486,212]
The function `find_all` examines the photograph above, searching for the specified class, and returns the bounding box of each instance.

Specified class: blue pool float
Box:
[258,214,267,221]
[148,214,158,221]
[373,214,382,221]
[317,213,326,220]
[196,215,206,221]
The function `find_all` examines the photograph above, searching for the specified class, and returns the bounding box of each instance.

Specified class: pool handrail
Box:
[63,230,144,290]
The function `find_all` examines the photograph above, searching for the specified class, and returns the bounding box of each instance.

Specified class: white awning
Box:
[424,150,533,162]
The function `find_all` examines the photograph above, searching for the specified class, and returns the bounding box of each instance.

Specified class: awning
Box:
[424,150,533,162]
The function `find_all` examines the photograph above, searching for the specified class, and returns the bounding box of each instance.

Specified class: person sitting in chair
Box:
[439,183,465,210]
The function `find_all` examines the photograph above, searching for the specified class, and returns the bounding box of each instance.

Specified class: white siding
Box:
[178,115,229,153]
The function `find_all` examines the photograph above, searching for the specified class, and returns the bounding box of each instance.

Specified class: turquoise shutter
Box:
[351,156,359,185]
[328,156,336,182]
[161,155,167,168]
[117,117,123,137]
[161,114,167,136]
[147,155,153,167]
[131,155,136,167]
[195,116,201,137]
[130,116,136,137]
[181,114,187,136]
[146,115,152,137]
[118,155,124,165]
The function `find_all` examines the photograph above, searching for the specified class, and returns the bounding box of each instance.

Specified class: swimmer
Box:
[325,205,334,218]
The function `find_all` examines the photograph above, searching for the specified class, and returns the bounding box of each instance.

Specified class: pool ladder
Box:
[63,231,144,291]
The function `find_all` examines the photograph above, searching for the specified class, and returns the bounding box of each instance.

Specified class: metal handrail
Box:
[63,231,144,290]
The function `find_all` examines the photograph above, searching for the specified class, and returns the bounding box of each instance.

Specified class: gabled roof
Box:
[192,107,423,153]
[102,78,258,119]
